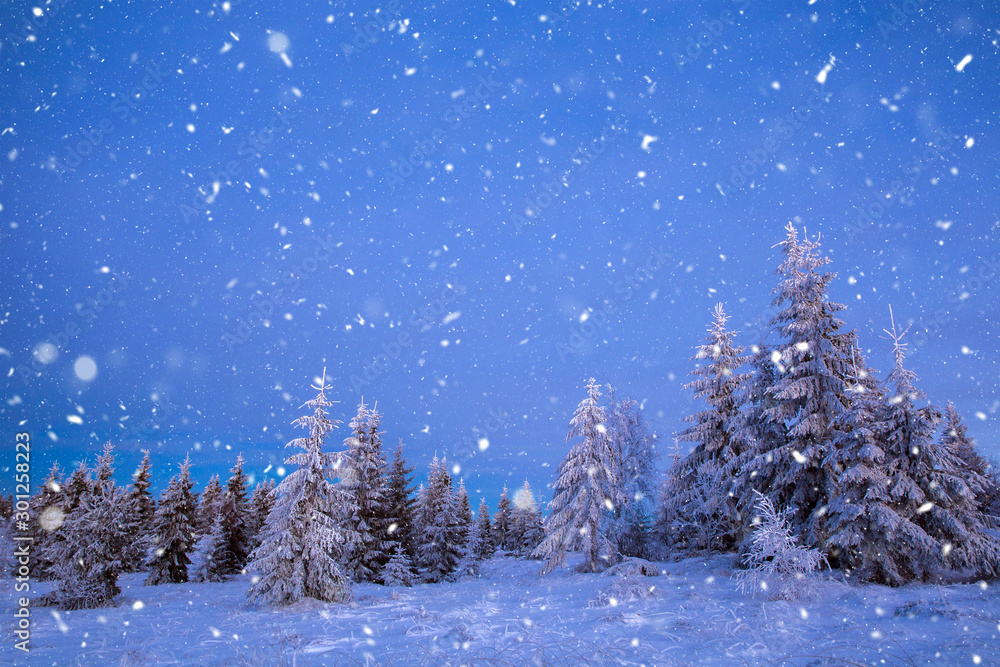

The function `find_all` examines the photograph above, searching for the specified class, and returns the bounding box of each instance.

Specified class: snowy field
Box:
[6,555,999,666]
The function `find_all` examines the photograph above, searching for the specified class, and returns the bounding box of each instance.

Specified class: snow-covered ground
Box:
[6,554,999,666]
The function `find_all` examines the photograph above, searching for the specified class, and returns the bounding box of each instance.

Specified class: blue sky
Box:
[2,0,998,502]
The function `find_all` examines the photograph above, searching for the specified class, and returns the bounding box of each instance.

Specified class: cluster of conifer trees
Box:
[654,224,1000,585]
[6,224,999,608]
[4,374,544,608]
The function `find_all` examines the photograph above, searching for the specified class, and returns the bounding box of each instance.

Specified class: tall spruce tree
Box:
[121,450,156,572]
[246,371,351,605]
[48,478,131,609]
[668,305,747,553]
[386,439,416,558]
[474,498,495,560]
[21,463,64,580]
[338,401,392,583]
[416,456,463,583]
[535,378,623,574]
[197,475,224,536]
[606,387,660,557]
[217,454,252,575]
[146,456,198,585]
[492,486,513,552]
[880,321,1000,580]
[511,481,544,558]
[738,224,857,549]
[455,479,473,549]
[247,478,276,552]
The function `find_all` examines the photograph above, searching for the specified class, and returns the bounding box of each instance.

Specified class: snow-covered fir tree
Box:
[386,439,417,558]
[941,401,988,477]
[474,498,495,560]
[121,450,156,572]
[48,481,131,609]
[218,454,252,575]
[736,224,857,550]
[510,481,544,558]
[146,456,198,585]
[247,478,276,552]
[197,474,224,536]
[38,460,93,584]
[535,378,624,574]
[63,461,93,514]
[381,542,415,587]
[46,446,131,609]
[606,387,659,558]
[416,456,463,583]
[455,478,473,549]
[456,511,484,577]
[337,400,392,583]
[20,463,64,580]
[246,371,351,605]
[192,509,227,583]
[821,345,916,584]
[722,340,787,549]
[492,486,513,552]
[665,305,747,553]
[880,321,1000,580]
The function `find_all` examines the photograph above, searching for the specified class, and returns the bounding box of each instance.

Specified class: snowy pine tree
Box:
[48,480,132,610]
[880,320,1000,580]
[606,388,659,558]
[20,463,64,580]
[192,508,227,583]
[735,224,857,549]
[386,439,417,559]
[474,498,495,560]
[535,378,624,574]
[455,478,473,549]
[217,454,252,575]
[492,486,513,552]
[941,402,988,476]
[146,456,198,585]
[337,400,392,583]
[247,478,276,552]
[511,481,544,558]
[667,305,747,553]
[43,446,132,609]
[246,371,351,605]
[197,474,224,537]
[416,456,463,583]
[121,450,156,572]
[381,542,415,587]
